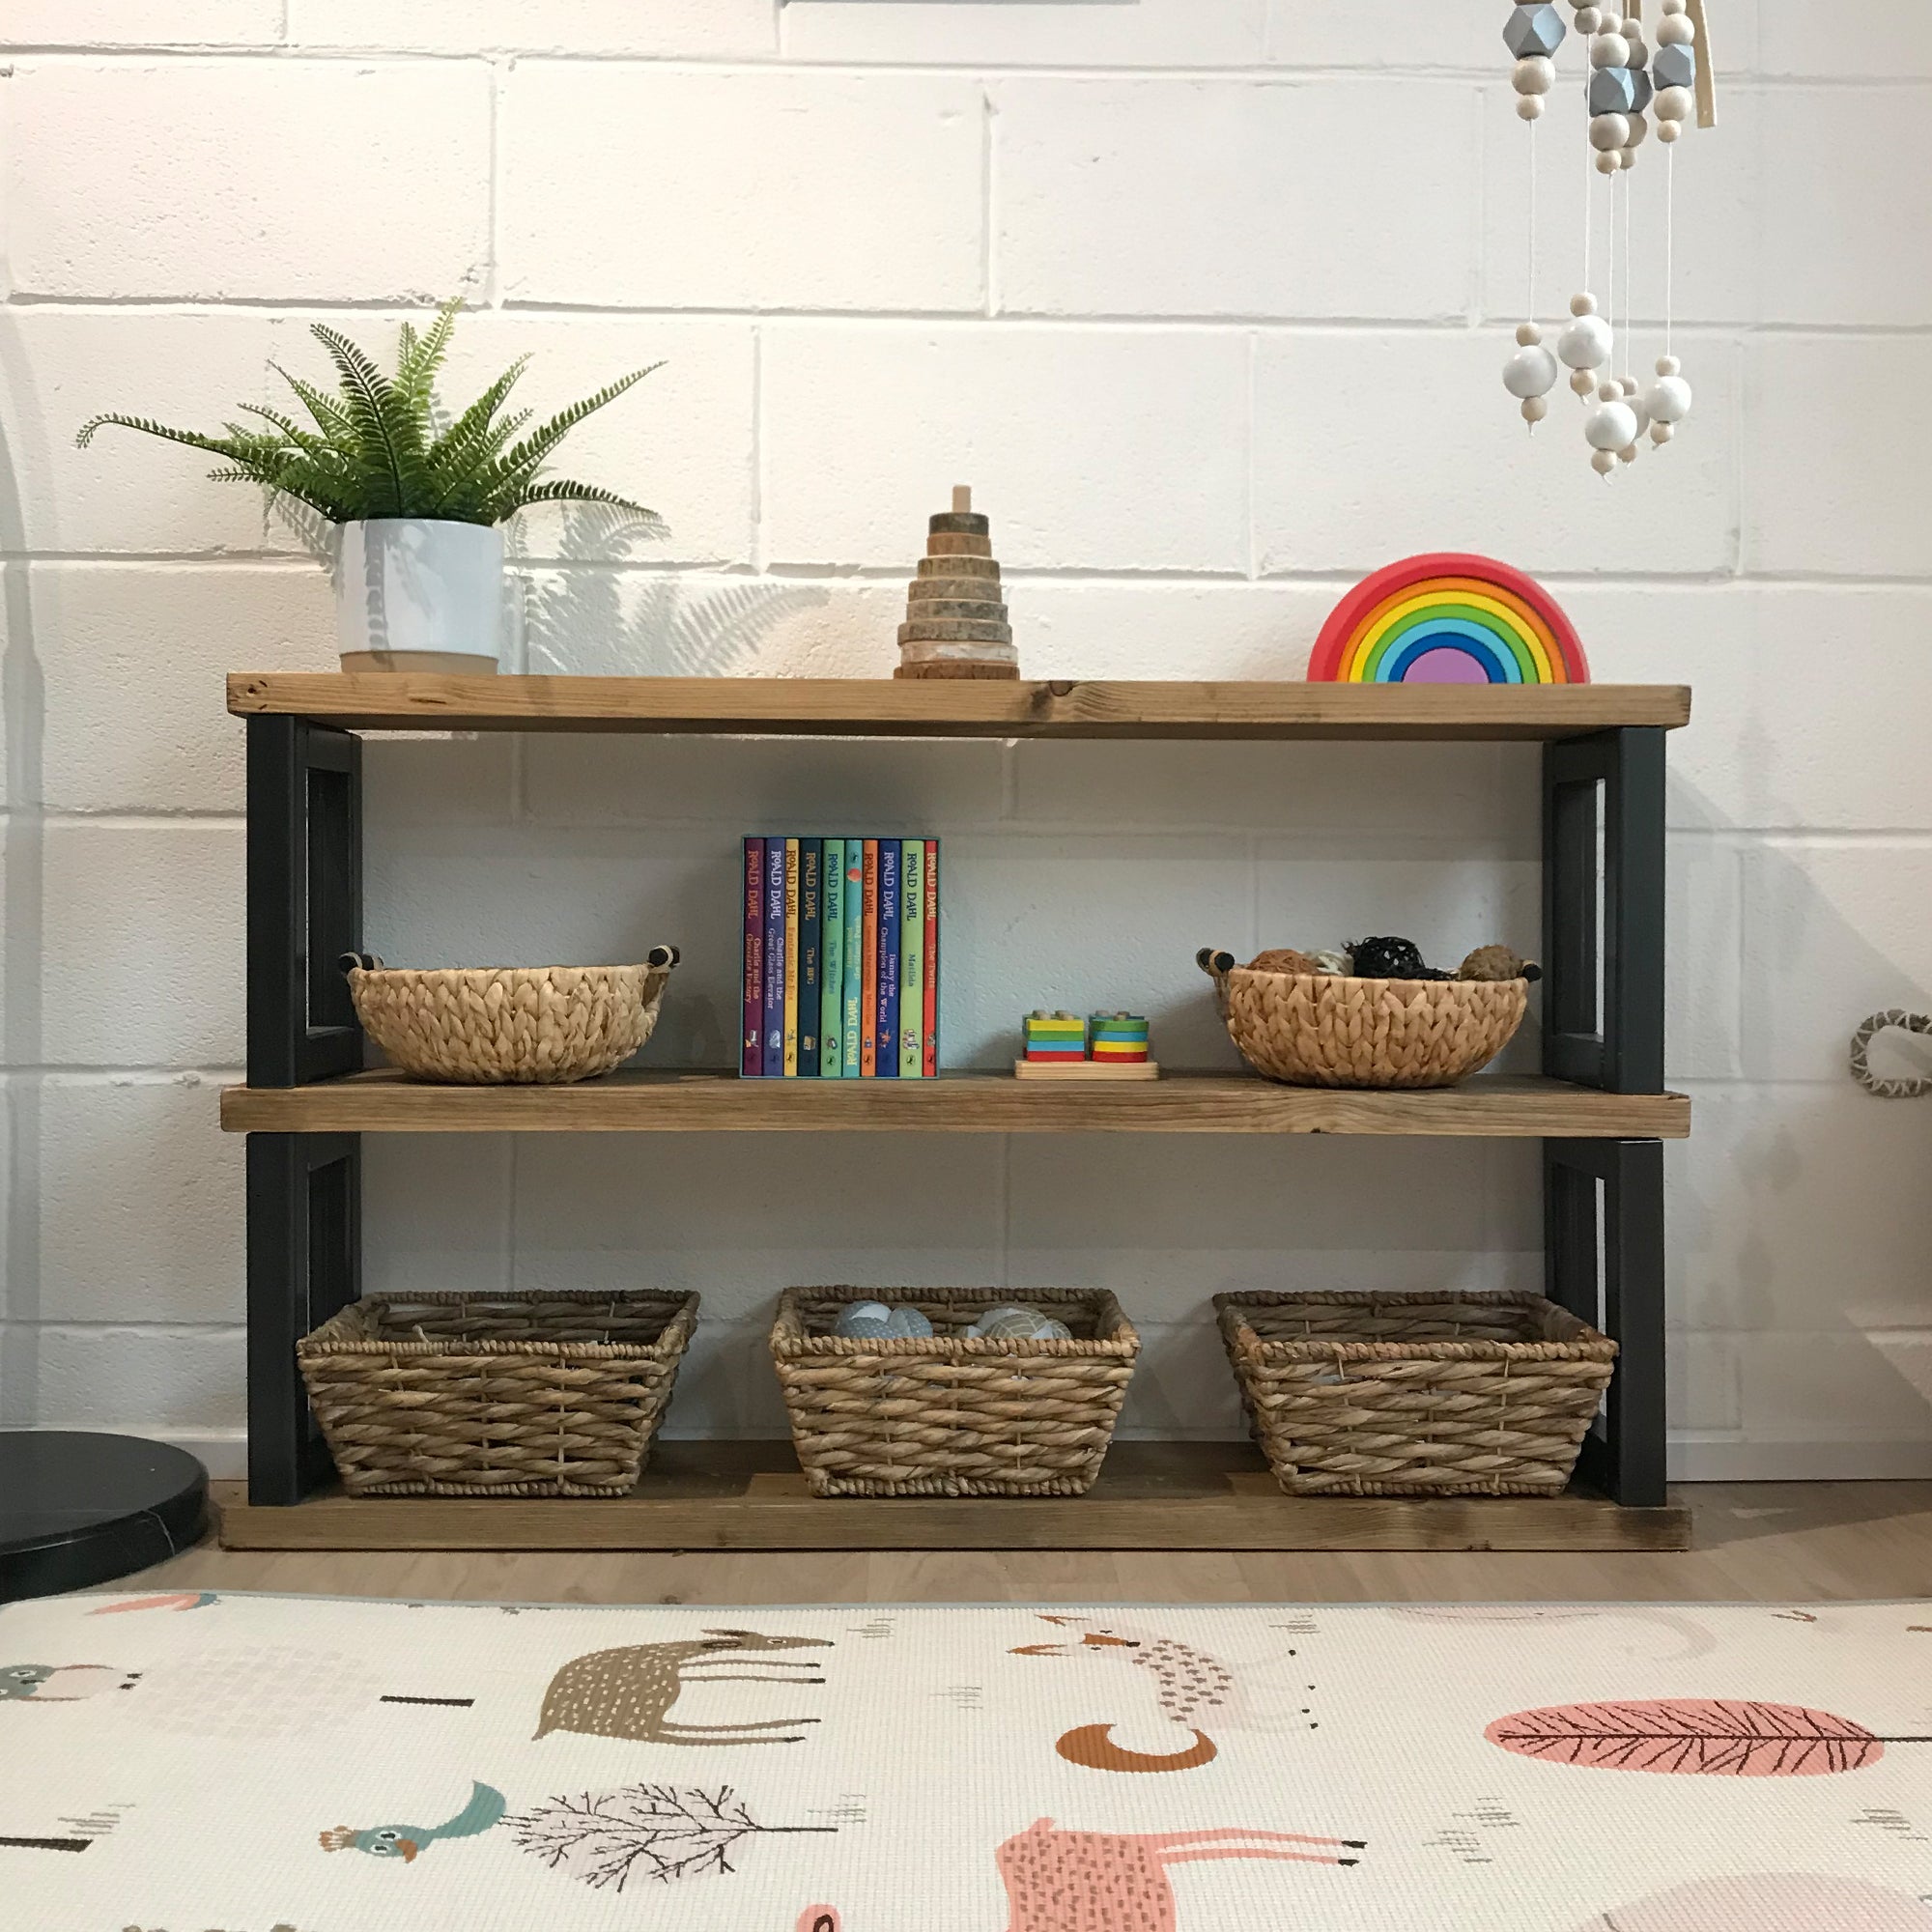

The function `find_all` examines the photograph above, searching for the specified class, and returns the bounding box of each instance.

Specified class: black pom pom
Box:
[1350,935,1426,979]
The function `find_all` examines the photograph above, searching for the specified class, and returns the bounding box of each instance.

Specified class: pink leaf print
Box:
[1485,1698,1911,1776]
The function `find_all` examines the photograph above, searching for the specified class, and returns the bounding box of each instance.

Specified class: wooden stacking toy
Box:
[894,485,1019,681]
[1014,1009,1160,1081]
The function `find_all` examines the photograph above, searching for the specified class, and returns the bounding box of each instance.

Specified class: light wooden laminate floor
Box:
[131,1483,1932,1606]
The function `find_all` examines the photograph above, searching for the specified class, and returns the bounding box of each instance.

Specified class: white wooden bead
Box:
[1585,400,1637,450]
[1624,385,1651,435]
[1570,368,1598,399]
[1557,312,1613,369]
[1571,292,1598,316]
[1624,33,1648,64]
[1618,147,1635,169]
[1660,0,1686,14]
[1590,112,1631,150]
[1657,119,1682,143]
[1514,55,1555,94]
[1517,94,1546,120]
[1504,343,1561,398]
[1521,395,1549,425]
[1596,380,1621,403]
[1656,355,1681,376]
[1655,85,1693,121]
[1657,12,1695,43]
[1591,31,1630,67]
[1595,149,1622,174]
[1646,373,1692,424]
[1627,109,1649,148]
[1575,5,1603,30]
[1651,419,1674,445]
[1597,12,1623,32]
[1592,448,1618,476]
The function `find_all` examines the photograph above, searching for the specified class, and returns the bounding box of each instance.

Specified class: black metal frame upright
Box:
[242,712,1672,1511]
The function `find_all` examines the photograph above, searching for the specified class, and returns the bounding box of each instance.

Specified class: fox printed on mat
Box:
[3,1593,1931,1932]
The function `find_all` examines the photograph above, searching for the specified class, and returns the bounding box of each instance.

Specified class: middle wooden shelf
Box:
[220,1067,1690,1137]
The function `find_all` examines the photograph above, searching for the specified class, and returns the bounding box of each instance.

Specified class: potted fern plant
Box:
[77,300,659,673]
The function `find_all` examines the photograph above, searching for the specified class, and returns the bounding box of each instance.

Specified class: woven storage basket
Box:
[298,1289,698,1496]
[1198,948,1526,1089]
[1217,1290,1617,1497]
[343,946,678,1085]
[772,1287,1139,1498]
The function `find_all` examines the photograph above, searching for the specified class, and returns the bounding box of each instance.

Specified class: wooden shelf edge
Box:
[226,674,1692,740]
[213,1442,1690,1553]
[217,1070,1692,1138]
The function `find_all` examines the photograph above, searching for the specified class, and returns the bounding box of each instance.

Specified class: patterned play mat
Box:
[3,1592,1930,1931]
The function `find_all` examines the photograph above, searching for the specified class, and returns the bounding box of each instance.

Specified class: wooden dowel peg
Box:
[952,485,972,514]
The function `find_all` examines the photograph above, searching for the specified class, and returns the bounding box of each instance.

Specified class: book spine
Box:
[761,838,785,1077]
[819,839,845,1078]
[782,837,801,1076]
[742,838,764,1076]
[841,842,864,1076]
[923,837,939,1078]
[898,838,923,1078]
[797,838,821,1077]
[860,838,879,1076]
[875,837,900,1078]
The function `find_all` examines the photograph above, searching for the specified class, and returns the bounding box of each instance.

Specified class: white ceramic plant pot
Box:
[334,518,505,673]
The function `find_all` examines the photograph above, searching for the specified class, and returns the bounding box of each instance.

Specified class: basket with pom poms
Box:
[1195,937,1538,1089]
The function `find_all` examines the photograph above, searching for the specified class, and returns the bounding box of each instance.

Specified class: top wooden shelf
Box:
[228,675,1691,742]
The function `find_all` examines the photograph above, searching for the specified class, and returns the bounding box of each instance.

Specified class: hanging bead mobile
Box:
[1502,0,1713,478]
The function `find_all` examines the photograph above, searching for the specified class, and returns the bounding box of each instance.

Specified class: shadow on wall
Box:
[1665,762,1932,1455]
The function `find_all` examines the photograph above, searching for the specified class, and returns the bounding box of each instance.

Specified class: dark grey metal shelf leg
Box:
[247,1134,361,1506]
[245,715,365,1504]
[1544,1138,1667,1508]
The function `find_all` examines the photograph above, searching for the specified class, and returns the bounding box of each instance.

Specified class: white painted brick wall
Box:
[3,5,1929,1482]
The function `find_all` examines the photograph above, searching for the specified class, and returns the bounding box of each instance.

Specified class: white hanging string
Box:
[1605,168,1615,376]
[1527,114,1538,321]
[1581,109,1593,294]
[1623,152,1634,380]
[1664,139,1676,359]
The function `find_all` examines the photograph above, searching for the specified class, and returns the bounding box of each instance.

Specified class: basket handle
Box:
[1196,946,1236,985]
[339,952,384,975]
[647,945,681,971]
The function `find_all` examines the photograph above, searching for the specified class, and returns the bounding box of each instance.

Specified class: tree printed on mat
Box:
[504,1784,836,1892]
[1486,1699,1932,1776]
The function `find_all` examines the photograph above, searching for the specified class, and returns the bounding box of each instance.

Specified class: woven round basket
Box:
[298,1289,698,1496]
[1198,948,1527,1089]
[343,946,678,1084]
[772,1287,1139,1499]
[1217,1290,1617,1497]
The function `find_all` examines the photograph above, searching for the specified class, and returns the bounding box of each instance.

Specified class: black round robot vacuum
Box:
[0,1432,208,1604]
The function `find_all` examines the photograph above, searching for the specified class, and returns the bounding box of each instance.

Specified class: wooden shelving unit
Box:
[224,674,1693,1553]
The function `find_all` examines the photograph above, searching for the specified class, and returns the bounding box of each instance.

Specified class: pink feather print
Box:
[1485,1698,1930,1776]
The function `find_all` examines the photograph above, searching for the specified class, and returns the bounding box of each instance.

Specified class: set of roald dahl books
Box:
[742,838,940,1077]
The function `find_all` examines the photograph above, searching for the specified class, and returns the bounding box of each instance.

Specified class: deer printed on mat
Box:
[1010,1616,1310,1774]
[798,1818,1364,1932]
[536,1630,832,1747]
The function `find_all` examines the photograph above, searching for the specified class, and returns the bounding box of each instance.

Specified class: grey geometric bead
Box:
[1503,2,1566,59]
[1589,66,1639,114]
[1651,42,1698,90]
[1630,67,1654,112]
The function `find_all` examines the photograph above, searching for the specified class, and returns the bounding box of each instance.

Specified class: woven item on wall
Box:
[1217,1290,1617,1497]
[298,1290,698,1496]
[771,1287,1138,1498]
[345,949,677,1084]
[1199,951,1526,1089]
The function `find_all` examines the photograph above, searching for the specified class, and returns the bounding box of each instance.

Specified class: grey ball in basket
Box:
[341,946,679,1084]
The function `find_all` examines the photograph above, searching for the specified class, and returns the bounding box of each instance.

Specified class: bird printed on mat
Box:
[0,1662,139,1702]
[319,1779,506,1861]
[796,1819,1364,1932]
[1010,1615,1311,1774]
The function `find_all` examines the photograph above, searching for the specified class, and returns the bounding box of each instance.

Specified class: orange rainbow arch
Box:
[1307,554,1588,686]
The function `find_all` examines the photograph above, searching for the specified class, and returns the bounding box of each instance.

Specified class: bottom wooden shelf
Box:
[215,1439,1690,1553]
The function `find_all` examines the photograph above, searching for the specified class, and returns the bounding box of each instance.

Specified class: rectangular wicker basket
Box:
[298,1289,698,1497]
[771,1287,1139,1498]
[1215,1290,1617,1497]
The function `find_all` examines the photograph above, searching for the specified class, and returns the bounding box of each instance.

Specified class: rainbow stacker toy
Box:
[1307,553,1587,687]
[1015,1009,1160,1081]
